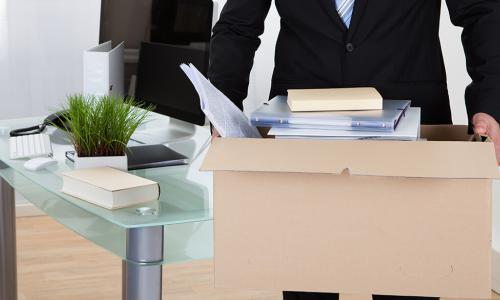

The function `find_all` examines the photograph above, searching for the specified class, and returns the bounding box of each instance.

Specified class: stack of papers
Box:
[180,63,420,141]
[180,63,261,138]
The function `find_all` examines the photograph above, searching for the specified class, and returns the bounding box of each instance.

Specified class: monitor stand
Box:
[130,114,197,145]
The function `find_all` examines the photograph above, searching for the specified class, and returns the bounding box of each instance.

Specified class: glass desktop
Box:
[0,115,214,265]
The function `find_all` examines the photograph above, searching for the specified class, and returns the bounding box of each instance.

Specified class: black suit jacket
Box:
[208,0,500,125]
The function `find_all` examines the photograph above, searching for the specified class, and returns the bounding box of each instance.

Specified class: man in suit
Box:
[208,0,500,299]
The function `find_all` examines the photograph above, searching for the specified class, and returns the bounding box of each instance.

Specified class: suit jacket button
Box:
[346,43,355,53]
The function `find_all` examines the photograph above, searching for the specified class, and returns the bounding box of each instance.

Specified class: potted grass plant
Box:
[60,94,153,171]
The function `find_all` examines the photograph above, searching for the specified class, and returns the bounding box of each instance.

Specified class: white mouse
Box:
[24,157,57,171]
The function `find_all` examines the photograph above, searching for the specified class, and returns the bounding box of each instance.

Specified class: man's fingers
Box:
[472,113,500,165]
[474,122,488,135]
[473,113,493,136]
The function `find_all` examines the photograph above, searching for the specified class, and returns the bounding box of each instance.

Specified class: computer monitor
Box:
[99,0,215,128]
[135,43,207,126]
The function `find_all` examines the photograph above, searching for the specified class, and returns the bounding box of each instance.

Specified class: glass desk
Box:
[0,116,214,300]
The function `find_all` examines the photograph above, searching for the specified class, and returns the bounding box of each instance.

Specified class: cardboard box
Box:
[201,125,499,299]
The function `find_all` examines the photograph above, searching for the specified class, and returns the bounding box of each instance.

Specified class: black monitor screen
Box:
[99,0,213,126]
[135,43,208,125]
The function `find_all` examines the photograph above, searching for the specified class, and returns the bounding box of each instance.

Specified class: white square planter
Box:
[74,154,128,171]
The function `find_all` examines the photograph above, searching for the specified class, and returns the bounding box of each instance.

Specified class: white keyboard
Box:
[9,134,53,160]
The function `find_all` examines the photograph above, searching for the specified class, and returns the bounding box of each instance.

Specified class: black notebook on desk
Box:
[126,144,189,170]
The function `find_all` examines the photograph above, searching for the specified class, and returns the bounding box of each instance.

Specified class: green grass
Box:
[60,94,154,157]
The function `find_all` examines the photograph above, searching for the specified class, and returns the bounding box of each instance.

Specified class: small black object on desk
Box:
[126,144,188,170]
[9,111,70,137]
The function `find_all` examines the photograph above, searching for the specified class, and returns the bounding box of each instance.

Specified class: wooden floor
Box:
[15,216,500,300]
[16,216,280,300]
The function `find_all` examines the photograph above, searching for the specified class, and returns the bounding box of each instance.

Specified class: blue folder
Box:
[249,96,411,132]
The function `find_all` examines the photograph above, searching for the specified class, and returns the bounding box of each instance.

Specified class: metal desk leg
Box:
[0,177,17,300]
[122,226,164,300]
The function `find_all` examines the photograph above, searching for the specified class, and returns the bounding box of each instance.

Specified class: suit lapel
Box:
[347,0,368,40]
[322,0,348,33]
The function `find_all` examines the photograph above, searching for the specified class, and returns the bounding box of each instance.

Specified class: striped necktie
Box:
[335,0,355,28]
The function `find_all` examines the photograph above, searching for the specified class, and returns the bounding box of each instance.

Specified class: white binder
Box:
[83,41,124,97]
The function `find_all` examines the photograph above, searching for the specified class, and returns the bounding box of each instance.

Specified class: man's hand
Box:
[473,112,500,165]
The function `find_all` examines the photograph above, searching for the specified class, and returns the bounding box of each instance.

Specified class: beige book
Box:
[61,167,160,210]
[287,87,383,112]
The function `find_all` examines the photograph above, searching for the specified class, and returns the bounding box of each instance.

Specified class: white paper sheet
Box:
[180,64,261,138]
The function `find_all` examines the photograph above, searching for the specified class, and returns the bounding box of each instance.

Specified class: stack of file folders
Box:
[250,96,421,141]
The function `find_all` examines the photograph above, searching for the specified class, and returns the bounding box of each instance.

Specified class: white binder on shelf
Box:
[83,41,124,97]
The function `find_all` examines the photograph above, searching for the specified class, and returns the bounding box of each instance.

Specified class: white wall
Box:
[0,0,101,119]
[0,0,101,209]
[439,3,469,125]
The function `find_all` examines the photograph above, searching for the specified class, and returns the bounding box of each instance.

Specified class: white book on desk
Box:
[61,167,159,210]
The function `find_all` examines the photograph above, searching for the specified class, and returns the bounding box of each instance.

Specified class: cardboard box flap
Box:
[201,138,500,179]
[420,125,470,141]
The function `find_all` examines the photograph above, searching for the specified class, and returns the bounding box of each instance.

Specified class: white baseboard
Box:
[493,249,500,294]
[16,202,45,218]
